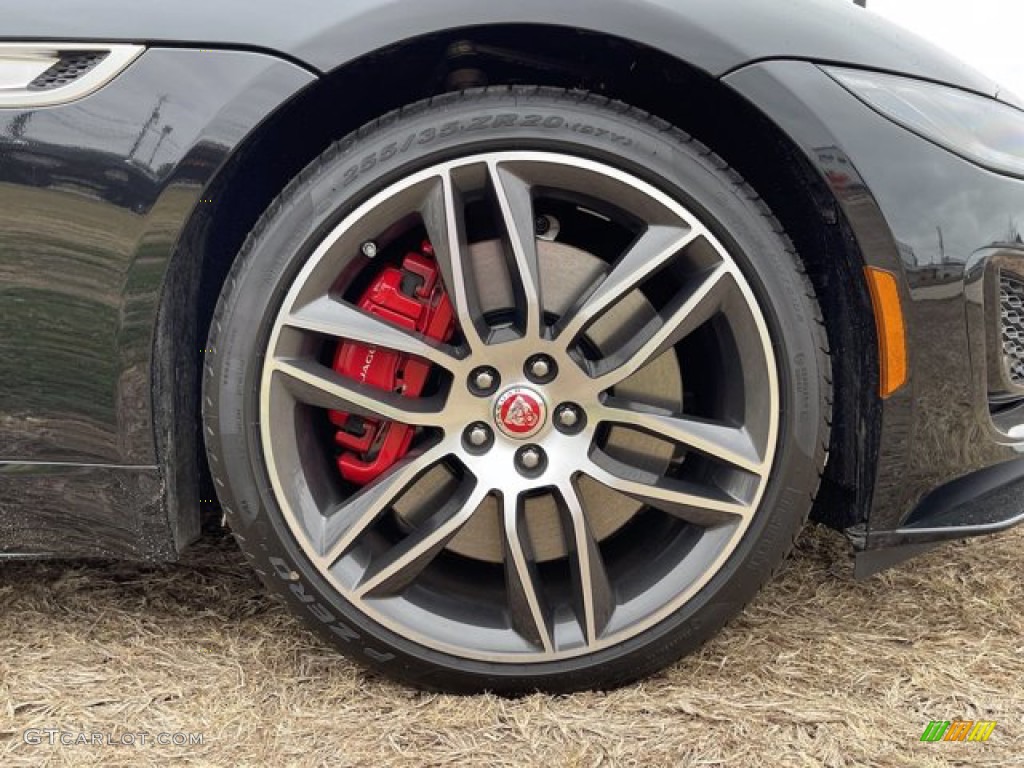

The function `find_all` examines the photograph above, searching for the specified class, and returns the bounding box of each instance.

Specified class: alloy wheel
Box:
[259,151,779,662]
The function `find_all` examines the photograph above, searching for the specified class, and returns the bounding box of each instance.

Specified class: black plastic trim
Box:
[862,457,1024,553]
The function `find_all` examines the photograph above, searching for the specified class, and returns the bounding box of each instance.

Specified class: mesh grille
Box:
[1000,273,1024,386]
[27,52,107,91]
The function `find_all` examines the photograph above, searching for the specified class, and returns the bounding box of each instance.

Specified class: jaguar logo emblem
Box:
[494,386,547,439]
[505,396,538,428]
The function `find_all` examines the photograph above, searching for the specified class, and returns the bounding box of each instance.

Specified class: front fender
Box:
[0,47,314,559]
[6,0,1001,96]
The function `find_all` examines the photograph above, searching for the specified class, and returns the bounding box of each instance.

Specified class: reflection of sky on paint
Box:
[854,2,1024,266]
[8,103,182,164]
[7,52,228,155]
[880,138,1013,264]
[871,0,1024,99]
[889,156,1018,266]
[0,51,280,180]
[819,102,1024,266]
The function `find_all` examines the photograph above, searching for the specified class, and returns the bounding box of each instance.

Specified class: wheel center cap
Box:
[494,386,547,439]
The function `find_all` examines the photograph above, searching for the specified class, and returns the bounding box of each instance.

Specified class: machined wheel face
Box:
[258,151,780,663]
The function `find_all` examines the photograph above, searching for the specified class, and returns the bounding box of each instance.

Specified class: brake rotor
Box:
[392,238,683,563]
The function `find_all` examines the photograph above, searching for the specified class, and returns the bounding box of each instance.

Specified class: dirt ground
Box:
[1,523,1020,767]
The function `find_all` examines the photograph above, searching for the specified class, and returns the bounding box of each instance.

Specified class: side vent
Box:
[0,44,143,107]
[28,51,108,92]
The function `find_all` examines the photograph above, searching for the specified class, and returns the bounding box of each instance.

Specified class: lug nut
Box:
[464,423,493,452]
[525,355,557,384]
[557,408,578,428]
[469,367,499,396]
[555,404,583,432]
[361,241,379,259]
[519,448,541,470]
[516,446,546,474]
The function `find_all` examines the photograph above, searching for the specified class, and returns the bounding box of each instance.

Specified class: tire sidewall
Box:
[204,89,827,693]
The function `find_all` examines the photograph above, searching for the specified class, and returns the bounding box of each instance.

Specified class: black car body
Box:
[2,0,1023,691]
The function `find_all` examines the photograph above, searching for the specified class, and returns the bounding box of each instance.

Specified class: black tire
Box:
[203,87,831,694]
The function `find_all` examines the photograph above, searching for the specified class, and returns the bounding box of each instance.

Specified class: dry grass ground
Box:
[1,524,1021,767]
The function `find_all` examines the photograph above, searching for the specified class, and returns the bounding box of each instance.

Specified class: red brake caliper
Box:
[328,241,455,485]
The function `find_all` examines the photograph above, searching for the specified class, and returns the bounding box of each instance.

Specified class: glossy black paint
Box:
[724,61,1024,546]
[3,0,1008,100]
[0,48,314,556]
[0,463,170,560]
[0,3,1022,568]
[0,49,312,464]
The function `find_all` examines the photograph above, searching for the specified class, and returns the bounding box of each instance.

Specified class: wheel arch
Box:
[157,24,877,549]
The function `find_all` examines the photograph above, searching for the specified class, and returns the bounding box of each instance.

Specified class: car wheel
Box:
[203,87,831,693]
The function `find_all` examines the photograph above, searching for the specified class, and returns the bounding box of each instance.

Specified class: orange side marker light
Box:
[864,266,908,398]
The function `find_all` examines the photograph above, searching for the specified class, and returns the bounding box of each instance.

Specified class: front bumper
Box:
[723,61,1024,571]
[852,457,1024,577]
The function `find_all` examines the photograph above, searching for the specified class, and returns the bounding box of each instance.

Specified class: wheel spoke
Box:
[589,263,732,391]
[502,492,554,653]
[285,297,464,374]
[557,225,700,348]
[597,401,766,475]
[356,482,488,598]
[318,444,450,567]
[558,481,614,647]
[421,171,489,352]
[581,453,752,527]
[489,161,544,338]
[271,358,444,427]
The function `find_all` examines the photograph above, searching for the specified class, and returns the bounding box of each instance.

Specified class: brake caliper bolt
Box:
[464,423,493,453]
[516,446,546,475]
[556,404,582,431]
[361,241,379,259]
[525,355,557,384]
[469,367,499,396]
[535,214,559,240]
